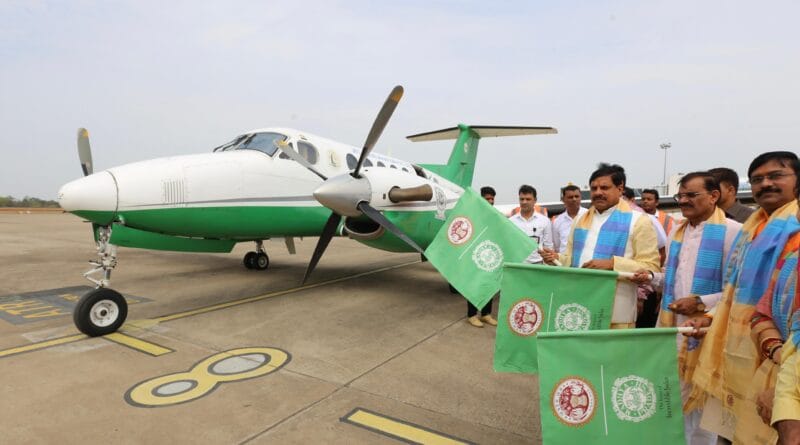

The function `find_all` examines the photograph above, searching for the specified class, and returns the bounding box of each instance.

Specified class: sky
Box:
[1,0,799,203]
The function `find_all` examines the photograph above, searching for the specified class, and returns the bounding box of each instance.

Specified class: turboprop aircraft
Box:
[58,86,557,337]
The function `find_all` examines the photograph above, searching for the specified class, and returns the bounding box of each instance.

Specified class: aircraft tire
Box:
[255,252,270,270]
[73,288,128,337]
[243,251,258,269]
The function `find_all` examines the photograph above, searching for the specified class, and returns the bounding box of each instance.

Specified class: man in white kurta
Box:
[632,172,741,445]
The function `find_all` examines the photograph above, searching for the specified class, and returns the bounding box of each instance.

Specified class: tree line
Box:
[0,196,60,208]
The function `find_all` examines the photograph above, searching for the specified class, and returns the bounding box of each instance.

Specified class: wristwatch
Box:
[694,296,707,312]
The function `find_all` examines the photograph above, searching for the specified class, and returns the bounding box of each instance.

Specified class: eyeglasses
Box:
[749,172,796,185]
[673,191,709,201]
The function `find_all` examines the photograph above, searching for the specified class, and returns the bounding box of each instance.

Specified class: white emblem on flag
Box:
[555,303,591,331]
[551,377,596,426]
[507,299,543,336]
[447,216,473,245]
[471,240,503,272]
[611,375,657,422]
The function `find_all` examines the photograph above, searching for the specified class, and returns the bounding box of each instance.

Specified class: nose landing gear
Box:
[74,226,129,337]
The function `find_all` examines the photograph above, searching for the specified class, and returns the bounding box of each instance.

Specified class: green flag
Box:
[424,188,538,309]
[494,263,616,373]
[537,328,686,445]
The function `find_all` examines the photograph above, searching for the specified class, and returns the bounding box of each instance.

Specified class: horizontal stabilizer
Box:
[407,125,557,142]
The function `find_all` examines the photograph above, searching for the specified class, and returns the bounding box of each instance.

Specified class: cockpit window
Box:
[297,141,319,165]
[212,135,249,152]
[346,153,357,170]
[238,132,286,156]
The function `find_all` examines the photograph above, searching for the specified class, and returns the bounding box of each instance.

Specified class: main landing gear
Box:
[74,226,128,337]
[243,240,270,270]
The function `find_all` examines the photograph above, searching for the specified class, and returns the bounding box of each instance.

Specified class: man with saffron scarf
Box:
[632,171,741,444]
[773,207,800,443]
[684,151,800,444]
[541,163,661,328]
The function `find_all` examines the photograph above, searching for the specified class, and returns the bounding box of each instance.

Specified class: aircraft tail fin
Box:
[408,124,557,188]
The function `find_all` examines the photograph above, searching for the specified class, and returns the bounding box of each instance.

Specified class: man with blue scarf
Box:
[632,171,742,445]
[541,163,661,328]
[685,151,800,444]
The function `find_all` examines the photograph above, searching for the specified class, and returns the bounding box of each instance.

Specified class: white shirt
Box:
[509,211,554,263]
[552,206,588,253]
[647,213,668,249]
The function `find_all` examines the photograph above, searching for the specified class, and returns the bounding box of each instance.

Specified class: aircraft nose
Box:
[58,171,118,222]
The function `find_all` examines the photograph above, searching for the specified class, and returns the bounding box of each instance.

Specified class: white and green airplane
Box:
[58,86,557,336]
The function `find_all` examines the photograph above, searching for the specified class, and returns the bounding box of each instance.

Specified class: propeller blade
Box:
[357,202,423,254]
[353,85,403,177]
[275,140,327,180]
[77,128,93,176]
[302,212,342,284]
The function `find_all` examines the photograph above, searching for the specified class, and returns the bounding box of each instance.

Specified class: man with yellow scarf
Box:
[541,163,661,328]
[685,151,800,444]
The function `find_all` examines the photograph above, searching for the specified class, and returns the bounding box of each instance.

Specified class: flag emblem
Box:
[555,303,592,331]
[447,216,473,245]
[551,377,597,426]
[435,186,447,220]
[472,240,503,272]
[507,299,543,336]
[611,375,657,422]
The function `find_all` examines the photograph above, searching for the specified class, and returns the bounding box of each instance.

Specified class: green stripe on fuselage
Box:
[71,206,446,252]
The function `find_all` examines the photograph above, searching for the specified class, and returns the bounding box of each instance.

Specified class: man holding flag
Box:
[631,171,741,444]
[541,163,661,328]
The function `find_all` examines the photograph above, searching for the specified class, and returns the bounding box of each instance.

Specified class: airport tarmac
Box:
[0,213,540,444]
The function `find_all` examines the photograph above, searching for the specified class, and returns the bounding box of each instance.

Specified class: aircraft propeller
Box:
[301,85,424,284]
[77,128,93,176]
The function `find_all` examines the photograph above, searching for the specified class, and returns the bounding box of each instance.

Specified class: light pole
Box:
[660,142,671,189]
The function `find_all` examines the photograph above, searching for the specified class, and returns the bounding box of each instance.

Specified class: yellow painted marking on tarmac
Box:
[104,332,173,356]
[125,347,290,407]
[0,334,86,358]
[155,260,418,323]
[342,408,474,445]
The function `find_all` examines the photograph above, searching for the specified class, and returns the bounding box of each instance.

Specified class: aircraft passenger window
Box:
[346,153,358,170]
[238,132,287,156]
[377,161,385,167]
[401,167,409,172]
[364,159,373,167]
[297,141,319,164]
[389,164,397,169]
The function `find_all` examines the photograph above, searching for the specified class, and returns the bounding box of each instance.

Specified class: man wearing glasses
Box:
[631,171,741,445]
[684,151,800,444]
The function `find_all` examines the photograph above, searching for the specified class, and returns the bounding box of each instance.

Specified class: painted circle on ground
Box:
[554,303,591,331]
[447,217,473,245]
[611,375,657,422]
[551,377,596,427]
[507,299,543,336]
[471,240,503,272]
[125,347,290,408]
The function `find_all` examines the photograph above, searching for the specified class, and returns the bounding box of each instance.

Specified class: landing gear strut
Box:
[74,226,128,336]
[243,240,270,270]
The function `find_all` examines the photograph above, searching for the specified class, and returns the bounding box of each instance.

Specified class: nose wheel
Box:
[73,287,128,337]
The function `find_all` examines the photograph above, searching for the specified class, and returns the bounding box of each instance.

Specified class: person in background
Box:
[465,186,499,328]
[551,184,587,253]
[709,167,755,224]
[640,188,675,235]
[509,184,554,265]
